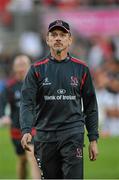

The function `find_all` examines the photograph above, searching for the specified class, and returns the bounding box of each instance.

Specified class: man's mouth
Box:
[55,43,62,46]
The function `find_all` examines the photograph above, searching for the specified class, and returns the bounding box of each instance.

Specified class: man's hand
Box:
[21,133,32,152]
[88,140,99,161]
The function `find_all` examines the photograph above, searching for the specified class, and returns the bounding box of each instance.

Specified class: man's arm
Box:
[0,88,8,117]
[0,88,11,127]
[20,65,38,151]
[81,67,99,160]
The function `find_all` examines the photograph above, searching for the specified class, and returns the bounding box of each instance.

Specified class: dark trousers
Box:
[34,133,84,179]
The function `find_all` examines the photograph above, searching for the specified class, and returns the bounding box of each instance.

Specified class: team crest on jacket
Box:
[70,76,78,86]
[76,148,83,158]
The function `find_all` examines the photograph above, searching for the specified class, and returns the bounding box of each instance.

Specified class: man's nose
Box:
[55,34,62,40]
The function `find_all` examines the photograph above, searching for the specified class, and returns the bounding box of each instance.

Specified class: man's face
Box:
[13,56,31,81]
[46,29,72,53]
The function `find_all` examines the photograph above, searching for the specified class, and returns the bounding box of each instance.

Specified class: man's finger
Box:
[21,133,32,151]
[89,151,93,161]
[24,144,32,152]
[21,140,31,151]
[90,151,98,161]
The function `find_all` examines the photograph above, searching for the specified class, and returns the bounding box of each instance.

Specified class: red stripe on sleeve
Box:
[34,58,49,67]
[35,72,40,78]
[80,72,87,91]
[71,57,87,67]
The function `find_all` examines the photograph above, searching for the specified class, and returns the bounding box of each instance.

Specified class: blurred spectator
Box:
[0,54,41,179]
[88,36,113,70]
[94,56,119,137]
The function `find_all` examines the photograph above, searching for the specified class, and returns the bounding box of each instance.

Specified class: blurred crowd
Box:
[0,0,119,138]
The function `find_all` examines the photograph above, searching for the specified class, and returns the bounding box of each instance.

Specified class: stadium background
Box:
[0,0,119,179]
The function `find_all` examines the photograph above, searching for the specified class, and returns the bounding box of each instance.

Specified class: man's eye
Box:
[60,33,66,37]
[51,33,57,37]
[50,33,66,37]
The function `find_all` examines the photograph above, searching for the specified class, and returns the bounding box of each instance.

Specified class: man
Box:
[0,54,41,179]
[20,20,99,179]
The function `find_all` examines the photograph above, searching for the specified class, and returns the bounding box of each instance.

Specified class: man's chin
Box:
[55,47,62,51]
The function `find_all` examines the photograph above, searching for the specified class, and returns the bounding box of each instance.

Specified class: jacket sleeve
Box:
[81,67,99,142]
[20,65,38,135]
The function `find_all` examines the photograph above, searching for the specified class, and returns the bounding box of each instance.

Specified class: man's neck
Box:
[50,49,68,61]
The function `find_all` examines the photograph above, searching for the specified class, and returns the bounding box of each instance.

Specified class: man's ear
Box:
[46,35,49,45]
[68,36,73,46]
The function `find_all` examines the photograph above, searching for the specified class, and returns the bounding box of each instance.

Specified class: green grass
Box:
[0,127,119,179]
[84,136,119,179]
[0,127,17,179]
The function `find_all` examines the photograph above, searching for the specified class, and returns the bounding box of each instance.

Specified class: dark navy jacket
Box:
[0,79,22,129]
[20,55,99,142]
